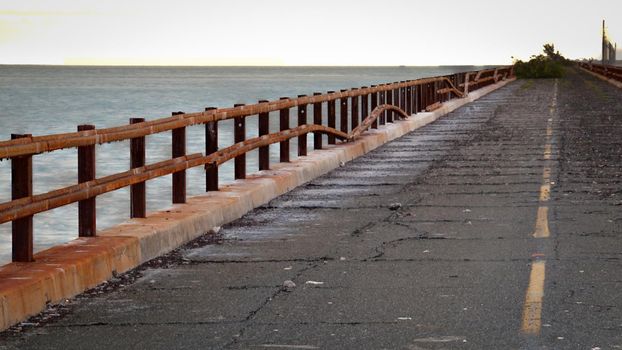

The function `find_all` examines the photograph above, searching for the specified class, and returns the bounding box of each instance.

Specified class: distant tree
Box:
[542,43,567,62]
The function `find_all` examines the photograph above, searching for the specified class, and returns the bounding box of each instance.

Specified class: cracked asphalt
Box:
[3,68,622,349]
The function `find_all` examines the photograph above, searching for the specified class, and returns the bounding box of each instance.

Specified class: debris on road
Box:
[305,281,324,285]
[282,280,296,291]
[388,203,402,210]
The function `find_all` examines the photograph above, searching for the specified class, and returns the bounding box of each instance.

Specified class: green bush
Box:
[514,55,565,79]
[513,43,568,79]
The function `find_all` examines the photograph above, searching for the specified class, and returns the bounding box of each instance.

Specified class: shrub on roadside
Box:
[514,56,565,78]
[513,43,568,79]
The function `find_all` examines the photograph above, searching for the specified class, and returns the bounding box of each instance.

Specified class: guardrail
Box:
[578,62,622,82]
[0,66,513,262]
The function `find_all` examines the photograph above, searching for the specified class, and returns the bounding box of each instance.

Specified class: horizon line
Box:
[0,63,505,68]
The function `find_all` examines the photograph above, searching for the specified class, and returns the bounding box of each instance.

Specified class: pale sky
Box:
[0,0,620,66]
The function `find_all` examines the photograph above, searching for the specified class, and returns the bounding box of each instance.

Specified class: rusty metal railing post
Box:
[451,74,458,101]
[406,83,412,115]
[370,86,378,128]
[423,83,428,110]
[410,81,417,110]
[429,82,434,106]
[424,83,430,110]
[258,101,269,170]
[438,79,443,103]
[399,84,403,112]
[297,95,307,156]
[313,92,323,150]
[171,111,186,204]
[327,91,336,144]
[130,118,146,217]
[279,97,290,162]
[386,86,393,123]
[413,82,418,112]
[416,82,420,109]
[434,81,439,103]
[400,82,406,114]
[438,80,442,102]
[11,133,33,262]
[406,82,411,113]
[351,88,359,130]
[205,107,219,190]
[398,83,403,113]
[361,87,369,129]
[393,83,399,117]
[416,84,422,112]
[414,82,418,111]
[378,87,385,125]
[340,89,348,133]
[77,124,96,237]
[234,104,246,179]
[422,83,428,111]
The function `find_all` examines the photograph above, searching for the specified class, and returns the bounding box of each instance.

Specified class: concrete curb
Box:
[0,78,515,331]
[579,67,622,89]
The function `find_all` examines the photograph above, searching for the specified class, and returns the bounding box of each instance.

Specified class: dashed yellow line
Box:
[542,167,551,183]
[543,144,552,160]
[532,207,550,238]
[521,80,557,336]
[539,184,551,202]
[521,260,546,334]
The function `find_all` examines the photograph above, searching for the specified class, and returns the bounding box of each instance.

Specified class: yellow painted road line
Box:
[521,80,556,337]
[532,207,550,238]
[542,167,551,183]
[539,184,550,202]
[522,260,546,334]
[546,125,553,138]
[543,144,552,160]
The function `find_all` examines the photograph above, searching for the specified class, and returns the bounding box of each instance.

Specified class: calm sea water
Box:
[0,65,489,263]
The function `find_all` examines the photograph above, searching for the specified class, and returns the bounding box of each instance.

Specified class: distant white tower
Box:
[602,20,618,65]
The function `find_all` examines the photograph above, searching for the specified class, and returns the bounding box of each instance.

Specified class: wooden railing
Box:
[578,62,622,83]
[0,66,514,262]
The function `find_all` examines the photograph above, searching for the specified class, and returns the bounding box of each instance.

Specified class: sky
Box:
[0,0,620,66]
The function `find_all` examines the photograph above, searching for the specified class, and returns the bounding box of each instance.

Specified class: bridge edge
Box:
[0,78,515,332]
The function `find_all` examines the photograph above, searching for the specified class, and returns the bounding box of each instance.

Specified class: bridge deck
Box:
[3,68,622,349]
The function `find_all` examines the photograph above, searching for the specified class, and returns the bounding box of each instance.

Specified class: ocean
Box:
[0,65,490,263]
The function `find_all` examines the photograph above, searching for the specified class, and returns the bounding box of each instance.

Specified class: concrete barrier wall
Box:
[0,78,515,331]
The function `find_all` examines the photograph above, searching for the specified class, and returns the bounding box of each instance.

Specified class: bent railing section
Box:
[349,105,410,141]
[0,66,513,262]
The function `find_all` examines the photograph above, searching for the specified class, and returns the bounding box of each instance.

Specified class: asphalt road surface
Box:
[2,68,621,349]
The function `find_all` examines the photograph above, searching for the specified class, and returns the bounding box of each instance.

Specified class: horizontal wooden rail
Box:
[0,70,511,160]
[0,66,514,262]
[0,124,348,224]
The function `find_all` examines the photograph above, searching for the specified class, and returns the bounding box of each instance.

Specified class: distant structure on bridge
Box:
[602,20,617,65]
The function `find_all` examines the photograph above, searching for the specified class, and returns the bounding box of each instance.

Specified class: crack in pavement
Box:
[222,262,321,349]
